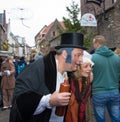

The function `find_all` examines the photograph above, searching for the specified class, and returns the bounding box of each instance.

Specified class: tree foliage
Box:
[63,1,83,32]
[61,1,96,49]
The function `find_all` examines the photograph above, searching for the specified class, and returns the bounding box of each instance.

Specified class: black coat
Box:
[9,51,57,122]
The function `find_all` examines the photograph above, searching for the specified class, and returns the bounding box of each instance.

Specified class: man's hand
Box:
[49,91,71,107]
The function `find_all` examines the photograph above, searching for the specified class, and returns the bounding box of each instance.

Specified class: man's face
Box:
[66,48,83,71]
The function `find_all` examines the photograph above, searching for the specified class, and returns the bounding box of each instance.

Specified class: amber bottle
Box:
[55,75,70,116]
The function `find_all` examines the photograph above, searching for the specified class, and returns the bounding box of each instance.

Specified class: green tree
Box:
[60,1,95,49]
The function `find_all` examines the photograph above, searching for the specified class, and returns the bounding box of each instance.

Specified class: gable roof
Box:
[35,19,65,39]
[42,22,54,34]
[41,19,65,35]
[59,21,66,29]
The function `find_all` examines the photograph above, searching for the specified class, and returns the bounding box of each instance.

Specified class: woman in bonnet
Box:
[65,51,94,122]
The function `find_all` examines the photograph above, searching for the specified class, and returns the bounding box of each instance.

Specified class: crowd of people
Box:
[0,53,40,110]
[0,55,26,110]
[0,32,120,122]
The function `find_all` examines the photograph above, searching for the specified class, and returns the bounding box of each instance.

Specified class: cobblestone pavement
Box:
[0,107,110,122]
[0,108,10,122]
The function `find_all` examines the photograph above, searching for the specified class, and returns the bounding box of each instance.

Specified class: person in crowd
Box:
[1,56,16,110]
[25,58,30,65]
[17,56,26,75]
[34,51,43,61]
[65,50,94,122]
[13,56,19,78]
[0,54,9,108]
[114,47,120,56]
[114,47,120,92]
[29,54,35,63]
[9,32,87,122]
[91,35,120,122]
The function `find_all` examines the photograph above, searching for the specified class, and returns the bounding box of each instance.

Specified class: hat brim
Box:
[55,45,87,50]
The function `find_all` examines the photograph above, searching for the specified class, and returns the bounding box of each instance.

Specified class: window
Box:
[111,0,116,4]
[42,34,45,37]
[53,31,55,36]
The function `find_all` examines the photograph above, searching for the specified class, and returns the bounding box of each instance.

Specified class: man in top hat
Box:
[9,32,86,122]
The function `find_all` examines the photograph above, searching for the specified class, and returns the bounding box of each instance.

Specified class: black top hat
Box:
[55,33,87,50]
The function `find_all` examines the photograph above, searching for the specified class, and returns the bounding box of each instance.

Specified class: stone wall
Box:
[81,0,120,48]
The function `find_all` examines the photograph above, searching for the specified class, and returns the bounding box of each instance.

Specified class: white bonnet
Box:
[82,51,94,66]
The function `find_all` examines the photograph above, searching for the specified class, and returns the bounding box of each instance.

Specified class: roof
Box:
[40,19,65,35]
[42,22,54,33]
[59,21,66,29]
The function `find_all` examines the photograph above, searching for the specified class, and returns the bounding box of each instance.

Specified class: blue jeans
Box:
[92,91,120,122]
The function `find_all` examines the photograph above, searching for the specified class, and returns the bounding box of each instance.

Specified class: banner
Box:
[80,13,97,27]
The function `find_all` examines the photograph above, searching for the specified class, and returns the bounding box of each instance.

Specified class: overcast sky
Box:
[0,0,80,46]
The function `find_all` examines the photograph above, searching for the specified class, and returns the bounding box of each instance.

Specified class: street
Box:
[0,107,111,122]
[0,108,10,122]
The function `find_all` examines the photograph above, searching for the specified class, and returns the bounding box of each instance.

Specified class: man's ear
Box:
[61,50,67,59]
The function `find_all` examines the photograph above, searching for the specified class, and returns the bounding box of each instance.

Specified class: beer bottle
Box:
[55,74,70,116]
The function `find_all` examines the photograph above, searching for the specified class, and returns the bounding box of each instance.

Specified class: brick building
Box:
[35,19,65,54]
[81,0,120,48]
[0,10,8,50]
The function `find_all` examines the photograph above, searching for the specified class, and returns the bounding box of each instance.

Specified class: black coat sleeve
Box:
[16,91,42,121]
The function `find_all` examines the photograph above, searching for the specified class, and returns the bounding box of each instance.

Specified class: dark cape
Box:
[9,51,57,122]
